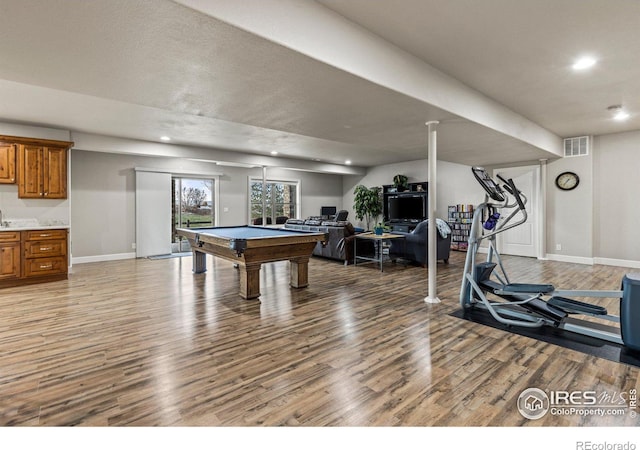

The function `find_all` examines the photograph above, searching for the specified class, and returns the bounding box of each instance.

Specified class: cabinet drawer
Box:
[24,229,67,241]
[23,256,67,277]
[24,239,67,258]
[0,231,21,243]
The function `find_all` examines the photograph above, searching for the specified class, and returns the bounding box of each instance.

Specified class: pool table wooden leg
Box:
[239,263,261,299]
[192,250,207,273]
[289,257,310,288]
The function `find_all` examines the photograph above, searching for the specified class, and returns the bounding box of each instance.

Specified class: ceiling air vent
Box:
[563,136,589,157]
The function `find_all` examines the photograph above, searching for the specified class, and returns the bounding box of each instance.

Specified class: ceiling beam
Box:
[71,132,367,176]
[176,0,563,158]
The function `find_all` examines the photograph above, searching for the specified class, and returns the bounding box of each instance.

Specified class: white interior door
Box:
[136,170,172,257]
[496,166,539,257]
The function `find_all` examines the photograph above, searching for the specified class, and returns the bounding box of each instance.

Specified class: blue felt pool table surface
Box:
[192,226,312,239]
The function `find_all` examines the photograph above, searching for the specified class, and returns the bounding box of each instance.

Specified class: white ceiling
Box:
[317,0,640,138]
[0,0,638,170]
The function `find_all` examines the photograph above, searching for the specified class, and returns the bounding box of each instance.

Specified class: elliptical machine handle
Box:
[496,174,512,193]
[506,178,526,211]
[496,174,526,211]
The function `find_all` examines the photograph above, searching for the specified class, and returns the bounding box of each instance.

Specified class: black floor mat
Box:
[450,307,640,369]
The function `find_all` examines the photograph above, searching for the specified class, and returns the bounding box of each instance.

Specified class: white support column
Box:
[424,121,440,304]
[538,159,548,260]
[261,166,267,226]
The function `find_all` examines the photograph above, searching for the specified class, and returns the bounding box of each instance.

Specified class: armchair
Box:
[335,210,349,221]
[389,219,451,266]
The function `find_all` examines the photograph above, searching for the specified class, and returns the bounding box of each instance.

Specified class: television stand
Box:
[382,182,428,231]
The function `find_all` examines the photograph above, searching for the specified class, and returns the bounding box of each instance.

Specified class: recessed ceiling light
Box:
[345,160,352,165]
[614,110,630,121]
[270,151,278,155]
[608,105,630,121]
[160,136,171,141]
[572,56,596,71]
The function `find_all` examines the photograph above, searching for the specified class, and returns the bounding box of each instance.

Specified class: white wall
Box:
[70,150,343,261]
[342,158,482,229]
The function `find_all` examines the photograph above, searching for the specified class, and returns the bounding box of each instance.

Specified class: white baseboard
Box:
[593,257,640,269]
[546,253,594,265]
[72,252,136,264]
[473,248,640,269]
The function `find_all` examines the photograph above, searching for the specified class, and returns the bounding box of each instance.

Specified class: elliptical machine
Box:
[460,166,640,351]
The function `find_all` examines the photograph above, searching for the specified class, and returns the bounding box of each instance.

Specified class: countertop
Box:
[0,219,69,231]
[0,225,70,231]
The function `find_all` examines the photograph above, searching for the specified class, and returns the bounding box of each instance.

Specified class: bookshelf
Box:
[448,204,474,251]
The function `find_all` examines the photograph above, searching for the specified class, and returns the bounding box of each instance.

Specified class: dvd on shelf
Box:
[448,204,474,252]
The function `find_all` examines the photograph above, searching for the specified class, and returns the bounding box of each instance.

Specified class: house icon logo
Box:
[517,388,550,420]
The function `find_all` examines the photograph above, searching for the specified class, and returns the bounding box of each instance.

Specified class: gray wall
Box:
[9,123,638,266]
[546,153,593,259]
[593,131,640,263]
[70,150,343,260]
[541,131,640,266]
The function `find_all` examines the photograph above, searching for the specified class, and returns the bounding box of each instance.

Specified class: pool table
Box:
[176,226,328,299]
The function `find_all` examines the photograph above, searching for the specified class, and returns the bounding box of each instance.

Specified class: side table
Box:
[354,232,405,272]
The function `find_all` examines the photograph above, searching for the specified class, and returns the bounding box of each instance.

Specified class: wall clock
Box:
[555,171,579,191]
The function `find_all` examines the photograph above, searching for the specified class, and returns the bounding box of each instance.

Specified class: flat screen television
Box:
[320,206,337,216]
[387,194,426,222]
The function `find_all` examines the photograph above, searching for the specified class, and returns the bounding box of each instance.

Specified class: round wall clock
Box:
[555,171,579,191]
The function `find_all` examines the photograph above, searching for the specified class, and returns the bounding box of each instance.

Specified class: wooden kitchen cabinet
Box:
[0,231,21,280]
[0,136,72,197]
[0,228,68,288]
[0,142,17,184]
[18,144,68,199]
[22,229,68,279]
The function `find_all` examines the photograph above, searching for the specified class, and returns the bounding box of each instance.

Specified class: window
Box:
[249,178,298,225]
[172,177,215,249]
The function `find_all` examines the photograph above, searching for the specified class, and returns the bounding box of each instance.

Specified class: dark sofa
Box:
[389,219,452,265]
[284,219,371,265]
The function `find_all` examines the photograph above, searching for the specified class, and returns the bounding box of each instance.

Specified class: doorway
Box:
[172,177,215,253]
[495,166,540,258]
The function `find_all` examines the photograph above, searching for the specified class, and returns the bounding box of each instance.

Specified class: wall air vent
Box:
[563,136,589,157]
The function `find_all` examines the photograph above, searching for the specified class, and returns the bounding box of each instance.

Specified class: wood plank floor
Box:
[0,251,638,426]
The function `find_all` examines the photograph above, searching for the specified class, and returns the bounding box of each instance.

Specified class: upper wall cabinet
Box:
[0,142,17,184]
[0,135,73,199]
[18,144,68,199]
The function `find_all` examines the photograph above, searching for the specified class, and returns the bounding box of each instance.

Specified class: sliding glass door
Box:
[172,177,215,252]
